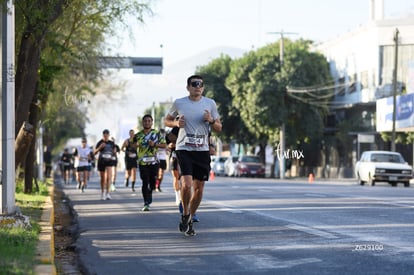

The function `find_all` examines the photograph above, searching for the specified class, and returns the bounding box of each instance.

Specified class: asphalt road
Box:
[60,171,414,275]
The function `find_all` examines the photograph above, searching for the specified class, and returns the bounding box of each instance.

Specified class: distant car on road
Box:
[224,156,239,177]
[355,150,412,187]
[227,155,265,178]
[210,156,228,176]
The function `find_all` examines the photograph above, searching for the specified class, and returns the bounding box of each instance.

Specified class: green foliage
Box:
[0,181,48,275]
[0,227,38,275]
[221,39,333,148]
[379,131,414,144]
[196,54,246,143]
[14,0,153,165]
[15,178,49,197]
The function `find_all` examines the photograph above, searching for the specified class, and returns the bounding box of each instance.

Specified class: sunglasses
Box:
[190,81,204,88]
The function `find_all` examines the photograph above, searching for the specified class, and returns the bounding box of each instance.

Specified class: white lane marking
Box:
[286,224,338,239]
[235,254,322,269]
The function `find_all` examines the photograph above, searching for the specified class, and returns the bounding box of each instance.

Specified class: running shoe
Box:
[192,214,200,223]
[106,193,112,200]
[101,192,106,200]
[77,182,81,189]
[81,185,85,193]
[179,214,190,232]
[110,183,116,192]
[142,204,150,211]
[125,179,129,187]
[185,221,196,236]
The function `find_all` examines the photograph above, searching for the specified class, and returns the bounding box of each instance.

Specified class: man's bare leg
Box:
[180,175,192,216]
[190,180,205,216]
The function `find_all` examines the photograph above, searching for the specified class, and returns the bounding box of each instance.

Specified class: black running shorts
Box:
[176,150,211,181]
[159,159,167,170]
[125,157,138,170]
[97,159,114,172]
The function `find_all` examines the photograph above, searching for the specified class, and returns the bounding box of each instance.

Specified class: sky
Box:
[85,0,414,143]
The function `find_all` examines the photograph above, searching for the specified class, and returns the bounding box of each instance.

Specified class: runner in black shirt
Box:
[121,129,138,192]
[94,129,116,200]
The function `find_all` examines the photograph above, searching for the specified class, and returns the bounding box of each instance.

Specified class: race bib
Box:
[184,135,205,147]
[142,156,156,163]
[101,153,112,159]
[128,153,137,158]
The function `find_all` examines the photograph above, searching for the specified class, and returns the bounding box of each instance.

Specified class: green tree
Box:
[224,39,332,166]
[282,39,333,145]
[12,0,152,192]
[196,54,247,144]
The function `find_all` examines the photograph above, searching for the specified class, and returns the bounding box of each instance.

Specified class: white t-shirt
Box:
[168,96,219,151]
[74,146,91,168]
[157,147,167,160]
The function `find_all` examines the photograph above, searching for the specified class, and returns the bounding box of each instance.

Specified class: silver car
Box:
[355,150,412,187]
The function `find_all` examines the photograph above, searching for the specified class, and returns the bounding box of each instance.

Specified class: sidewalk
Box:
[34,185,56,275]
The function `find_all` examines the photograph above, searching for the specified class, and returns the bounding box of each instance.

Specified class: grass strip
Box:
[0,179,49,275]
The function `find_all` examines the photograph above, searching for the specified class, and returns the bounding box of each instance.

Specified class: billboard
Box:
[376,93,414,132]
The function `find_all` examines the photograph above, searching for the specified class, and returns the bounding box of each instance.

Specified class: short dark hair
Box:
[142,114,153,121]
[103,129,110,134]
[187,75,203,86]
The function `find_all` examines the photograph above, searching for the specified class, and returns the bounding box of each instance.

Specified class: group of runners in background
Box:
[57,74,221,237]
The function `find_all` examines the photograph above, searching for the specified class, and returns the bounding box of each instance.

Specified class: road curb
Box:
[34,185,56,275]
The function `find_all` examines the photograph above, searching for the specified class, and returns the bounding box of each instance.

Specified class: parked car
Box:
[224,155,266,178]
[224,156,239,177]
[355,150,412,187]
[210,156,228,176]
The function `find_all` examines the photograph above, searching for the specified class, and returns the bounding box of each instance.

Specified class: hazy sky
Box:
[110,0,412,64]
[85,0,413,142]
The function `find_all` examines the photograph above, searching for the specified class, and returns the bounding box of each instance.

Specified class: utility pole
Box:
[1,1,16,214]
[268,30,297,179]
[391,28,399,152]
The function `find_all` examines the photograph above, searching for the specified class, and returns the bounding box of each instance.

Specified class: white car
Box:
[210,156,228,176]
[224,156,238,177]
[355,150,412,187]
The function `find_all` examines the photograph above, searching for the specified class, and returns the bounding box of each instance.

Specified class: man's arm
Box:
[209,117,222,132]
[165,114,179,128]
[121,139,127,152]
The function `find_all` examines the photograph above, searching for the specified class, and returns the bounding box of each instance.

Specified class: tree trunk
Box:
[24,84,41,193]
[15,121,34,169]
[15,30,42,137]
[24,133,36,193]
[15,0,67,169]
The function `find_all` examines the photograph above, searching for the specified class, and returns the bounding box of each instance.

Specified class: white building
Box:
[313,0,414,175]
[316,0,414,105]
